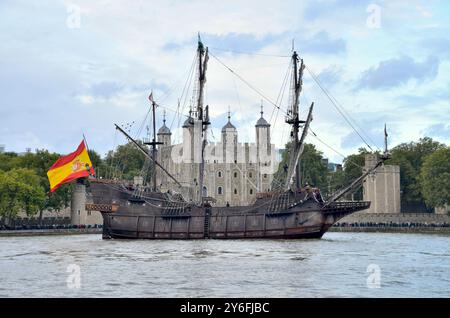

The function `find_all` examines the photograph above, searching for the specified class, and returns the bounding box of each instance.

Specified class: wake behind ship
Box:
[86,38,389,240]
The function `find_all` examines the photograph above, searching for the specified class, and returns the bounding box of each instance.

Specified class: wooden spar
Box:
[323,157,387,207]
[196,36,210,204]
[114,124,182,188]
[285,51,305,189]
[324,126,391,206]
[284,102,314,190]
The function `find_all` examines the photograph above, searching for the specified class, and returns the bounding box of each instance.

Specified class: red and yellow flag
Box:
[47,140,95,192]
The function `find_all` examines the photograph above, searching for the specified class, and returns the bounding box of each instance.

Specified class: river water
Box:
[0,232,448,298]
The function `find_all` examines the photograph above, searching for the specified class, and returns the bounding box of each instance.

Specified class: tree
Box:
[0,169,46,222]
[420,147,450,209]
[387,137,445,210]
[0,152,20,171]
[104,142,150,182]
[271,142,328,194]
[340,148,370,200]
[299,143,329,191]
[12,150,74,221]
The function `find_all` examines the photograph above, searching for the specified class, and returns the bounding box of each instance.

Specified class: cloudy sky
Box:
[1,0,449,163]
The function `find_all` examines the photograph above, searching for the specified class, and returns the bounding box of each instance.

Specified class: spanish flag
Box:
[47,140,95,192]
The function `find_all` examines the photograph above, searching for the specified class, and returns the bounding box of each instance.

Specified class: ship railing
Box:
[321,201,370,213]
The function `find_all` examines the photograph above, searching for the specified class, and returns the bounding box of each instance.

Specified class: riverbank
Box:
[0,228,102,237]
[1,226,449,237]
[330,226,450,235]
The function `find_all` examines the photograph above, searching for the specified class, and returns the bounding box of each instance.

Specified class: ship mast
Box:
[195,35,210,204]
[143,93,164,191]
[285,51,306,190]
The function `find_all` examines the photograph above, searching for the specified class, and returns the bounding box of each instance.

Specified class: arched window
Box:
[218,171,222,178]
[249,189,253,195]
[234,188,237,195]
[248,172,253,178]
[217,187,223,195]
[263,174,267,179]
[234,171,238,178]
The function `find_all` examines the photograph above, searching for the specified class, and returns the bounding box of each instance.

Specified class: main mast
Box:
[195,35,210,204]
[286,51,305,189]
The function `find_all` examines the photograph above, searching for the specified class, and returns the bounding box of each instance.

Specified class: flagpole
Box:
[82,133,91,153]
[82,132,95,178]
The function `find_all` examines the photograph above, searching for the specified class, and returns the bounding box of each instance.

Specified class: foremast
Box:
[194,35,210,204]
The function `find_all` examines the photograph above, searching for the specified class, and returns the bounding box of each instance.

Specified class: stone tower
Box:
[71,179,86,225]
[220,111,238,204]
[157,112,172,192]
[71,179,103,225]
[255,105,271,193]
[363,153,401,213]
[157,111,171,146]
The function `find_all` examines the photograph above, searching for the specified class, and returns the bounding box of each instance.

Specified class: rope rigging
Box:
[209,52,288,117]
[305,65,378,152]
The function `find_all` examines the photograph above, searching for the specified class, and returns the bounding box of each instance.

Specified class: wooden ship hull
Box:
[88,180,370,240]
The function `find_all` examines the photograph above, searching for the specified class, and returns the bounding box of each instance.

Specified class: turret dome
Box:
[255,104,270,127]
[157,111,172,135]
[222,111,237,133]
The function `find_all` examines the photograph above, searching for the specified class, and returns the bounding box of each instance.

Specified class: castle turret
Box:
[157,111,171,146]
[71,179,86,225]
[222,110,237,163]
[255,104,271,151]
[255,104,271,192]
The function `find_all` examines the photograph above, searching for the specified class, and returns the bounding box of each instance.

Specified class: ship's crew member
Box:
[314,188,324,203]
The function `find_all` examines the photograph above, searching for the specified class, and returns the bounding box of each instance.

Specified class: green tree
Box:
[12,150,74,221]
[387,137,445,210]
[85,148,109,179]
[271,142,328,194]
[0,169,46,222]
[104,141,150,181]
[0,152,20,171]
[420,147,450,209]
[299,143,328,191]
[339,148,370,200]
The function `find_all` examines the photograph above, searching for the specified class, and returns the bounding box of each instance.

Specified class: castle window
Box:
[234,188,237,195]
[218,171,222,178]
[263,174,267,178]
[249,172,253,178]
[234,171,238,178]
[217,187,223,195]
[250,189,253,195]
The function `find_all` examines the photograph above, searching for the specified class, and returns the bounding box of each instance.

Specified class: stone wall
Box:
[362,154,401,213]
[340,212,450,224]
